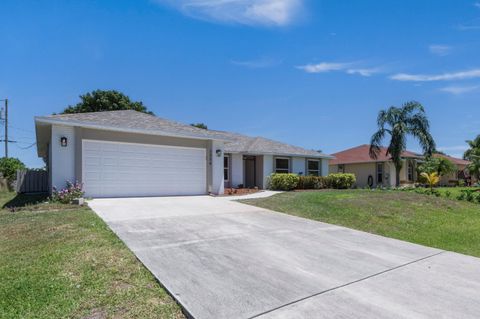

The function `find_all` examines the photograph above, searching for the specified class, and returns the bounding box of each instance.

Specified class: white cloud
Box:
[297,62,380,77]
[346,68,380,77]
[231,57,281,68]
[428,44,452,56]
[475,2,480,8]
[296,62,351,73]
[390,68,480,82]
[440,84,480,94]
[155,0,304,26]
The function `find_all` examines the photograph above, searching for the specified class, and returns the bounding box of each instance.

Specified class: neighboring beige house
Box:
[329,145,423,188]
[433,153,473,186]
[329,144,474,188]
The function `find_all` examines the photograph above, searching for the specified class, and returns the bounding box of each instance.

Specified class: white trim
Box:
[224,154,230,182]
[226,150,333,159]
[35,117,231,142]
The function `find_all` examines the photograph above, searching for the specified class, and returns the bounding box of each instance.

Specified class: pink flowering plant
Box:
[51,181,84,204]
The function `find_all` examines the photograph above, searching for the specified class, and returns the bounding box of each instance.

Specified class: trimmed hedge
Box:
[267,173,356,191]
[297,175,328,190]
[327,173,356,189]
[267,173,300,191]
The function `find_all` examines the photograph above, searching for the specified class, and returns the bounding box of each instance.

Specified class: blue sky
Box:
[0,0,479,167]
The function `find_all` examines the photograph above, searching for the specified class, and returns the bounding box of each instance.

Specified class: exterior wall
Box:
[209,140,225,195]
[262,155,274,188]
[329,162,389,188]
[230,153,243,188]
[51,125,76,192]
[321,159,329,177]
[292,157,305,175]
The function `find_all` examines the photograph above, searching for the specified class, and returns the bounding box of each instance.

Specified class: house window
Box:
[224,155,229,181]
[338,164,345,173]
[307,160,320,176]
[275,158,290,174]
[407,160,414,181]
[377,163,384,184]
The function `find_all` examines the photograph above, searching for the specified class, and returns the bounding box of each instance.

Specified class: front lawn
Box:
[241,190,480,257]
[0,192,183,319]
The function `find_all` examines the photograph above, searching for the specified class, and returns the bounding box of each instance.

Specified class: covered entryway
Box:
[82,140,207,198]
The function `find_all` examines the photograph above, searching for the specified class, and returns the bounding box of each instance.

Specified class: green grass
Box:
[434,186,480,198]
[241,190,480,257]
[0,192,183,319]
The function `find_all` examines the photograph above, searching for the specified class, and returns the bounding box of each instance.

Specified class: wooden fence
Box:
[16,170,48,194]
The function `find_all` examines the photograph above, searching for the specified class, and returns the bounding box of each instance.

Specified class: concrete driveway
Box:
[89,195,480,319]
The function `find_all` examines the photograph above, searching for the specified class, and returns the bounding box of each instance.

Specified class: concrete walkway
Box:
[89,196,480,319]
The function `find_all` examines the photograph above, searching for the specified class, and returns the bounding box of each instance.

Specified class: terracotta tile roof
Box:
[433,153,471,166]
[329,144,423,165]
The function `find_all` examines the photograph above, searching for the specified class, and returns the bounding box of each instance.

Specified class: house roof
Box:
[329,144,423,165]
[35,110,232,141]
[35,110,332,159]
[433,153,471,166]
[218,131,333,158]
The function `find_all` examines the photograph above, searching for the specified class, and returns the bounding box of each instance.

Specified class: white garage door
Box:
[82,140,207,198]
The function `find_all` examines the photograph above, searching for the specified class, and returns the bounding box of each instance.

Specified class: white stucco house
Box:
[35,110,333,198]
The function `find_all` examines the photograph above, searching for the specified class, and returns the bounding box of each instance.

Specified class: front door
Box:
[244,156,256,188]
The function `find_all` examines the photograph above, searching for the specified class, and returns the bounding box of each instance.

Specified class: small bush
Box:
[445,190,451,198]
[0,157,26,189]
[457,192,466,201]
[267,173,300,191]
[51,181,84,204]
[297,175,328,190]
[326,173,356,189]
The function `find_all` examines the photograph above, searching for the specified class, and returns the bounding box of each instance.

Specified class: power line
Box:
[15,142,36,150]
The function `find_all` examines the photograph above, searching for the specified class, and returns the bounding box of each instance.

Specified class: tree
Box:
[61,90,153,115]
[369,101,436,187]
[418,157,455,177]
[467,155,480,181]
[191,123,208,129]
[421,172,439,191]
[0,157,26,189]
[464,134,480,160]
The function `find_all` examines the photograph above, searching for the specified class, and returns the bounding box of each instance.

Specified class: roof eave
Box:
[224,150,334,159]
[34,116,232,142]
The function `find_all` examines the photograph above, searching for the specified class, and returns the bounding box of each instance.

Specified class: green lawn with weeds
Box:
[241,189,480,257]
[0,192,183,319]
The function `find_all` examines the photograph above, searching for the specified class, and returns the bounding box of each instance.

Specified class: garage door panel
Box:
[83,140,207,198]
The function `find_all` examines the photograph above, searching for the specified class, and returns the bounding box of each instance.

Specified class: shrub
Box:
[326,173,356,189]
[51,181,84,204]
[465,190,475,202]
[297,175,328,190]
[445,190,451,198]
[267,173,299,191]
[457,192,466,201]
[0,157,26,189]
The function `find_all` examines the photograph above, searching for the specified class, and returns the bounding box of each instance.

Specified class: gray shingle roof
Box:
[36,110,332,158]
[219,132,331,158]
[37,110,231,141]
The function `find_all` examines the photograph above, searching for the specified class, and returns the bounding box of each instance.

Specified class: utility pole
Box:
[0,99,9,158]
[4,99,7,158]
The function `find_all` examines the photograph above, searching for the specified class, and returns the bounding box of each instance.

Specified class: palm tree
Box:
[467,155,480,181]
[464,135,480,160]
[421,172,439,191]
[370,101,436,187]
